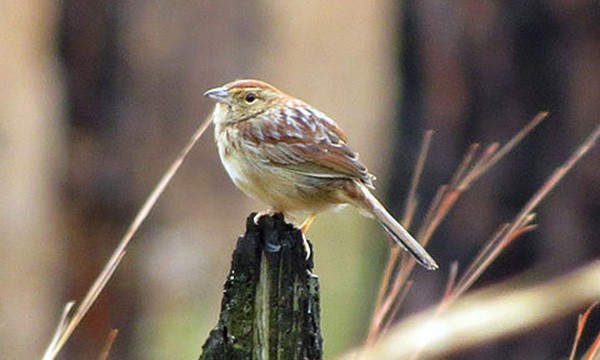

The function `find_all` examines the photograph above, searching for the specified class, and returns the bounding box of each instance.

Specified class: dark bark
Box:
[200,213,323,360]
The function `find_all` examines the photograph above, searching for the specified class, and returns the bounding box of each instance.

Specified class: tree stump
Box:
[199,213,323,360]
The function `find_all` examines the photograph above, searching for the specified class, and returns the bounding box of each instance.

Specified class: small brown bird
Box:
[204,79,438,270]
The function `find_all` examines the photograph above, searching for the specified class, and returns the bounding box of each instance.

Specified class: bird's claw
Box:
[299,213,316,233]
[253,209,277,224]
[301,232,311,260]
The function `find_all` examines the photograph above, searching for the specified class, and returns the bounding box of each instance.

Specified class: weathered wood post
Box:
[199,213,323,360]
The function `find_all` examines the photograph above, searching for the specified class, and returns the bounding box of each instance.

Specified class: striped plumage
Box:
[206,79,438,270]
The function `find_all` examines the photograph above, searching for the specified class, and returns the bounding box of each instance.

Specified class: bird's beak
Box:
[203,86,232,105]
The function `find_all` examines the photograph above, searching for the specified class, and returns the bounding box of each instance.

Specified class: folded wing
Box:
[240,102,375,188]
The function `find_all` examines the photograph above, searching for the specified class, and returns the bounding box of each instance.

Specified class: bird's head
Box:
[204,79,286,124]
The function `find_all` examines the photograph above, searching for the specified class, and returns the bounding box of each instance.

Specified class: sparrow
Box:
[205,79,437,270]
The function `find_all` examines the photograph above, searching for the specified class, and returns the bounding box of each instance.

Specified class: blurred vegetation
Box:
[0,1,598,359]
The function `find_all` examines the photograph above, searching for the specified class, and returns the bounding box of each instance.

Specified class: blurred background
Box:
[1,1,598,359]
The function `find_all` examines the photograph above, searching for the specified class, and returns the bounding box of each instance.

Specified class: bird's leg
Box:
[299,213,316,260]
[299,213,317,233]
[253,208,277,224]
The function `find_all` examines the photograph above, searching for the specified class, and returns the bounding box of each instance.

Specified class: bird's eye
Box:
[244,93,257,103]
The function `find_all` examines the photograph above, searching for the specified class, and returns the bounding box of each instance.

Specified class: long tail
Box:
[356,184,438,270]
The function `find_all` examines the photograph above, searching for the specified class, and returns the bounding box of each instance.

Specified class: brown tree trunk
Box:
[200,214,322,360]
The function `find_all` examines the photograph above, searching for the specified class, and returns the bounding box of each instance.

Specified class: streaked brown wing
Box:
[240,102,375,187]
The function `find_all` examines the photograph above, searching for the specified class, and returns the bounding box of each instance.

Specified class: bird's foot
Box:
[253,209,278,224]
[301,232,311,260]
[299,213,316,233]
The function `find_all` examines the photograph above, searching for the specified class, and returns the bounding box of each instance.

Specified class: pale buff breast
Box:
[215,123,344,213]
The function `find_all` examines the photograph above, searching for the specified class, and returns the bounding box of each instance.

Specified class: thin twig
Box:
[465,111,549,186]
[44,302,75,358]
[453,223,510,295]
[457,142,499,191]
[448,143,480,190]
[417,185,448,241]
[447,120,596,300]
[408,124,600,360]
[370,131,433,341]
[367,112,557,344]
[420,190,460,246]
[343,262,600,360]
[42,115,214,360]
[443,262,459,299]
[584,332,600,360]
[98,329,119,360]
[570,302,600,360]
[380,281,414,335]
[403,130,434,228]
[452,222,536,300]
[373,247,401,315]
[367,266,407,344]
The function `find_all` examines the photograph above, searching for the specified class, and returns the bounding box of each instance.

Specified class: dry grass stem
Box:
[342,262,600,360]
[403,130,434,228]
[380,281,414,335]
[359,120,599,359]
[584,332,600,360]
[570,302,599,360]
[98,329,119,360]
[367,112,550,343]
[418,184,447,241]
[374,247,401,306]
[410,219,534,360]
[442,262,459,300]
[450,221,537,301]
[466,111,548,184]
[410,123,599,359]
[376,130,433,322]
[448,143,479,190]
[43,301,75,359]
[42,116,214,360]
[369,131,434,343]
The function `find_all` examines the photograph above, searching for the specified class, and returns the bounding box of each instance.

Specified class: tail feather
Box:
[379,221,438,270]
[358,185,438,270]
